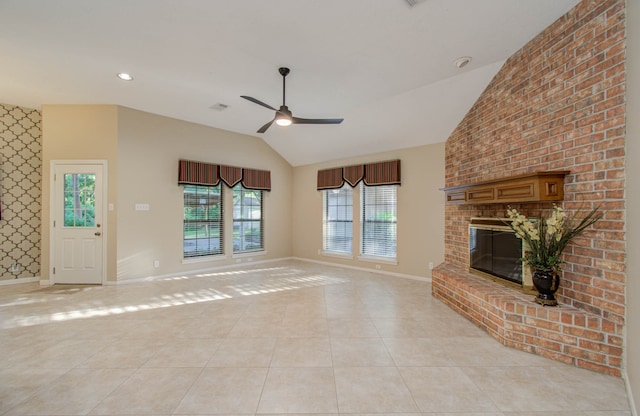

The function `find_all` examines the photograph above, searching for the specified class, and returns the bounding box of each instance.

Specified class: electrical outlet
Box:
[428,262,434,270]
[153,260,160,268]
[11,263,19,272]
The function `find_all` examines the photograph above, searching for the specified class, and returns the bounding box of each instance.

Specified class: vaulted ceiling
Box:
[0,0,580,166]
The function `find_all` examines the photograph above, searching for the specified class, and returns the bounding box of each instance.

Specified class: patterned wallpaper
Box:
[0,104,41,281]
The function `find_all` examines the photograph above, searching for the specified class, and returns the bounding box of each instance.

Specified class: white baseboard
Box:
[0,276,39,286]
[292,256,431,283]
[36,257,430,287]
[623,369,638,416]
[105,256,430,286]
[106,257,296,285]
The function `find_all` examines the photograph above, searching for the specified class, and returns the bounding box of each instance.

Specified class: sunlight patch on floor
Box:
[1,268,347,329]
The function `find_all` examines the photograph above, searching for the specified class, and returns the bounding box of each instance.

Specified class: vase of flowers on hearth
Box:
[506,204,602,306]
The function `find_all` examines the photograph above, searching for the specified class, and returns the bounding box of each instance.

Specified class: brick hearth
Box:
[432,264,623,377]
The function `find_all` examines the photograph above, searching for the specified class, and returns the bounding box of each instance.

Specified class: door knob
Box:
[94,232,102,236]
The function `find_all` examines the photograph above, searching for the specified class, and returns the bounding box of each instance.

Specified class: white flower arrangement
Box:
[506,204,601,273]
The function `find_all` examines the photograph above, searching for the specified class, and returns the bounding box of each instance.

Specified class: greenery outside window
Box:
[183,184,223,258]
[361,184,397,260]
[323,186,353,254]
[233,184,264,253]
[63,173,96,227]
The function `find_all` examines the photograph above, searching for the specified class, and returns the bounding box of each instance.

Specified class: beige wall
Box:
[626,0,639,412]
[41,105,293,283]
[115,107,293,281]
[41,104,446,284]
[41,105,119,282]
[292,142,445,279]
[39,104,445,283]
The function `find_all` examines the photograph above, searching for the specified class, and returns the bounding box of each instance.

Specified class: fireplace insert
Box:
[469,218,533,290]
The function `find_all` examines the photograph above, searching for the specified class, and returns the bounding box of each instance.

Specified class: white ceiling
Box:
[0,0,580,166]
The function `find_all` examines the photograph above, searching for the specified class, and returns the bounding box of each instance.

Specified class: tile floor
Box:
[0,260,631,415]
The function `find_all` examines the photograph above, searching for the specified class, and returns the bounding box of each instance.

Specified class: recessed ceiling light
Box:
[454,57,472,69]
[117,72,134,81]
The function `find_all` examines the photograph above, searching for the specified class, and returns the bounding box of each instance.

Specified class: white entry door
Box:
[52,162,105,284]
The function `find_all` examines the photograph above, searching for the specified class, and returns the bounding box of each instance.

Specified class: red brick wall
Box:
[444,0,626,324]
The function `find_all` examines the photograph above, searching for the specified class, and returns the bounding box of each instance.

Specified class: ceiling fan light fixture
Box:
[241,67,344,133]
[275,116,292,127]
[275,105,293,127]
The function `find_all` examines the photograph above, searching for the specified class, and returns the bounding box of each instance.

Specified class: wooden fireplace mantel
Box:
[442,171,570,205]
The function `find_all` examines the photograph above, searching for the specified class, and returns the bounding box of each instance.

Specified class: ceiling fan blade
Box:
[241,95,277,111]
[292,117,344,125]
[257,118,275,133]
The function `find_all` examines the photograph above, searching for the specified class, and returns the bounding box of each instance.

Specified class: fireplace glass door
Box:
[469,225,523,285]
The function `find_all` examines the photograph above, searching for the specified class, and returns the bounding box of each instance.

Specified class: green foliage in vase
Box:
[506,204,602,273]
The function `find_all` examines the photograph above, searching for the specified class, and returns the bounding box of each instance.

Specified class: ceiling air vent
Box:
[209,103,229,111]
[405,0,428,7]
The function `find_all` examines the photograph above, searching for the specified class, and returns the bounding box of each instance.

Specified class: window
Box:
[361,184,397,259]
[183,184,223,258]
[323,186,353,254]
[233,184,264,253]
[63,173,96,227]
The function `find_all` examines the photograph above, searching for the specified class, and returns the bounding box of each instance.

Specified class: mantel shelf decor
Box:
[442,171,570,205]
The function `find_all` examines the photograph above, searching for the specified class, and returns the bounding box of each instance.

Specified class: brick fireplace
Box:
[432,0,626,377]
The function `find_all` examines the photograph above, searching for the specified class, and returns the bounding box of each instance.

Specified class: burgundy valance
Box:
[317,159,401,190]
[242,167,271,191]
[178,160,271,191]
[178,159,219,186]
[220,165,242,188]
[363,159,401,186]
[316,167,345,190]
[344,164,365,187]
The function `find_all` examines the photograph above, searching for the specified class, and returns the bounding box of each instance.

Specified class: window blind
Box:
[323,186,353,254]
[183,184,223,258]
[361,184,397,259]
[233,184,264,253]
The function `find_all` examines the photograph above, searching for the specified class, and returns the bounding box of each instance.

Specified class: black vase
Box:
[532,269,559,306]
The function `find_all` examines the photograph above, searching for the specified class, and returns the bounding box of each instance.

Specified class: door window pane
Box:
[63,173,96,227]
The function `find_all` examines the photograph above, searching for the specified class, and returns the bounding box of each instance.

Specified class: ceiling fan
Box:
[241,67,344,133]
